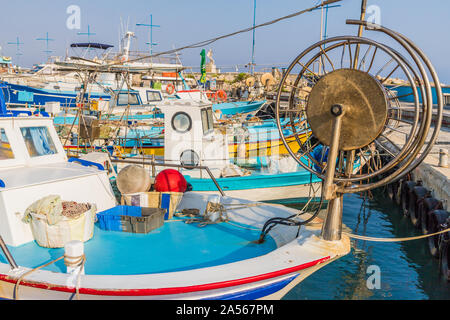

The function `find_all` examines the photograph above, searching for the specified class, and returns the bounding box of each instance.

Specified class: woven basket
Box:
[29,204,97,248]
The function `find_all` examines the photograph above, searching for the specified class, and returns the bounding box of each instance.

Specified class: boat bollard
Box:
[64,240,85,275]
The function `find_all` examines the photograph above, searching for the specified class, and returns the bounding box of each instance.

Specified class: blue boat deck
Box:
[1,218,276,275]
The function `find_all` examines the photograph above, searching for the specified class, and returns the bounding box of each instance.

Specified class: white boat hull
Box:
[193,183,321,202]
[0,193,349,300]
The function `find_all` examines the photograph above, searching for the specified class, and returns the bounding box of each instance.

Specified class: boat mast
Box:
[251,0,256,75]
[121,31,135,62]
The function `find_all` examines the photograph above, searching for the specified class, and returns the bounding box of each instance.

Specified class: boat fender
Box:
[166,83,175,95]
[420,196,443,234]
[394,179,404,206]
[439,217,450,281]
[116,165,152,195]
[400,180,417,216]
[386,179,399,203]
[154,169,187,193]
[311,145,329,171]
[410,184,428,227]
[216,90,227,102]
[426,209,450,258]
[64,240,85,275]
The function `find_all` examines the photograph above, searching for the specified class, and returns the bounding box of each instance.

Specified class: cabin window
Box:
[171,112,192,133]
[0,129,14,160]
[201,108,214,134]
[117,92,140,106]
[207,108,214,131]
[146,91,162,102]
[21,127,57,157]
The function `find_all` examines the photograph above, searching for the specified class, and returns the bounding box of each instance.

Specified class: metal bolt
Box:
[439,148,448,168]
[330,104,344,116]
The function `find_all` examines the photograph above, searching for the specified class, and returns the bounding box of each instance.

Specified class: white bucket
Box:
[29,204,97,248]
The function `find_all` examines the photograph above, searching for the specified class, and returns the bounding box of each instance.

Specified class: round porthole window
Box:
[171,112,192,133]
[180,149,200,168]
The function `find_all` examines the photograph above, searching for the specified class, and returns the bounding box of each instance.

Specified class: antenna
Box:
[136,14,160,55]
[36,32,55,60]
[7,36,24,65]
[77,25,96,43]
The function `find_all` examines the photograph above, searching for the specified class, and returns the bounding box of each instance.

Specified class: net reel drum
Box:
[275,20,444,241]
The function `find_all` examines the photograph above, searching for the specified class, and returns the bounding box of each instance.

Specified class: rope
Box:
[13,254,86,300]
[344,227,450,242]
[107,0,342,66]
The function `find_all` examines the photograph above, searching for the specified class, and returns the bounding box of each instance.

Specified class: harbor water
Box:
[281,191,450,300]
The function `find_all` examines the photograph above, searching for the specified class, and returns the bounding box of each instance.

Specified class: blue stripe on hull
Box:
[213,100,265,115]
[3,82,110,107]
[203,275,298,300]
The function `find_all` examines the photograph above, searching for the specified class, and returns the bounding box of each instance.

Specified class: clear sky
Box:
[1,0,449,82]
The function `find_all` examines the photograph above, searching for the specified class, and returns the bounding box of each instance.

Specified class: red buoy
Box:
[154,169,187,193]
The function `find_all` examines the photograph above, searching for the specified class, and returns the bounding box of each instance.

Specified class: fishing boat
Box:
[175,89,266,116]
[0,83,349,299]
[60,97,318,202]
[0,7,442,299]
[59,91,303,161]
[1,29,186,111]
[104,99,355,203]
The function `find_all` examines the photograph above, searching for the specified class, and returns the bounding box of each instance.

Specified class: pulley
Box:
[275,20,444,240]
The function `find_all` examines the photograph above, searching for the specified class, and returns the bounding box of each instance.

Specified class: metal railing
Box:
[110,157,226,196]
[0,235,18,269]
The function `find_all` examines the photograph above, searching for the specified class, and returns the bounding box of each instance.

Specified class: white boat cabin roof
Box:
[0,114,116,246]
[0,116,67,169]
[0,115,103,189]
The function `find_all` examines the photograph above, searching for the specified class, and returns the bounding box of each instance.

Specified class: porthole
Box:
[180,149,200,168]
[171,112,192,133]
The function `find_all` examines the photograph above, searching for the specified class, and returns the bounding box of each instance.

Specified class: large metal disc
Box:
[306,68,388,151]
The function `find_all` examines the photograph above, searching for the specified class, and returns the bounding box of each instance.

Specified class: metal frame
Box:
[110,157,225,196]
[275,22,442,194]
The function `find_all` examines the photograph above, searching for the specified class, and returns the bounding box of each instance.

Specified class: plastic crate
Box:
[96,206,166,233]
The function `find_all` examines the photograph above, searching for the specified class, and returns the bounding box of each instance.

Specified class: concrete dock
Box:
[379,103,450,210]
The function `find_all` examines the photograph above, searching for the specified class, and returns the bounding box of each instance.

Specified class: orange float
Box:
[166,83,175,95]
[216,90,227,102]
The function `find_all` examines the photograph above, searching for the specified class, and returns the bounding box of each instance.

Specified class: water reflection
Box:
[282,191,449,300]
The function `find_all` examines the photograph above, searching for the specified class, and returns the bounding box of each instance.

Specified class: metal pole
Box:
[353,0,368,69]
[321,195,343,240]
[321,104,345,241]
[251,0,256,75]
[0,235,18,270]
[318,0,324,75]
[322,104,344,200]
[150,14,154,55]
[111,158,226,196]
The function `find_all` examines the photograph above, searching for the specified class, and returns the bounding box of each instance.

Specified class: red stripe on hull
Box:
[0,256,330,297]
